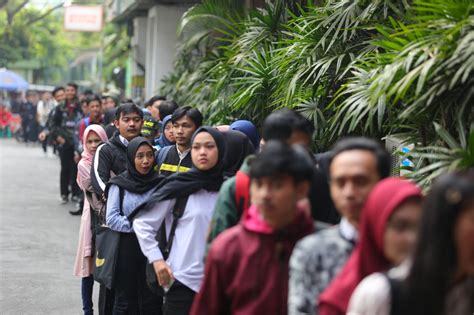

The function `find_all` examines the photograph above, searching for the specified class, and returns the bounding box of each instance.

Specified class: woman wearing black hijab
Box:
[133,127,226,315]
[105,137,163,314]
[221,129,255,178]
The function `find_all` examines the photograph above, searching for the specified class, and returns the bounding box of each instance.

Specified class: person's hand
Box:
[153,259,174,288]
[56,136,65,145]
[38,131,46,141]
[74,152,81,164]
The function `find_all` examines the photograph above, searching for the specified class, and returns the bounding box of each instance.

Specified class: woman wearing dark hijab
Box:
[230,119,260,151]
[105,137,163,314]
[133,126,226,315]
[155,114,175,149]
[222,129,255,178]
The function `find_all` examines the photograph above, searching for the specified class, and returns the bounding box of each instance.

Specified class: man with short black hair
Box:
[48,82,82,204]
[191,141,315,315]
[157,100,178,120]
[91,103,144,198]
[144,95,166,121]
[156,106,203,177]
[288,137,391,315]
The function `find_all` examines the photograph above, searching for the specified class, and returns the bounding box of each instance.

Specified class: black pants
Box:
[113,233,161,315]
[58,145,81,198]
[162,280,195,315]
[99,284,114,315]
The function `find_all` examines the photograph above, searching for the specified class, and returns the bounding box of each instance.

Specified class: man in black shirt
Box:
[156,106,202,177]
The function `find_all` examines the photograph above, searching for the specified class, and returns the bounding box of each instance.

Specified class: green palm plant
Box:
[403,118,474,188]
[329,0,474,145]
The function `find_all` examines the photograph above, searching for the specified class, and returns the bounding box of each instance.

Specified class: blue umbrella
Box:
[0,69,29,91]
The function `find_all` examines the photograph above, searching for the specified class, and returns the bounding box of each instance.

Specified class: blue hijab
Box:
[230,120,260,151]
[155,115,175,148]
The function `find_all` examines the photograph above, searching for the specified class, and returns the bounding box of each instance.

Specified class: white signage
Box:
[64,5,103,32]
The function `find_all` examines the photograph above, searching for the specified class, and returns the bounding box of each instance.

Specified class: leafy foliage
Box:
[160,0,474,187]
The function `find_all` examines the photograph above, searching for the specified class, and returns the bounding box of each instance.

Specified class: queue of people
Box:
[28,83,473,315]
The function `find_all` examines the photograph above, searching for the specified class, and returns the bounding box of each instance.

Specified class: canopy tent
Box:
[0,69,29,91]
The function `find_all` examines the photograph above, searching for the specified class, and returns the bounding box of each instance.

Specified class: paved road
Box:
[0,139,97,314]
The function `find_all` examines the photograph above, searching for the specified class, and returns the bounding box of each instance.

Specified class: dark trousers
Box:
[162,280,195,315]
[113,233,161,315]
[99,284,114,315]
[58,145,81,198]
[82,276,94,315]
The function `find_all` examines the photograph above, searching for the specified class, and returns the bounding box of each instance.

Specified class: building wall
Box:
[145,4,191,99]
[130,16,147,102]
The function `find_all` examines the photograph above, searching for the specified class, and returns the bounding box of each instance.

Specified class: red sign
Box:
[64,5,103,32]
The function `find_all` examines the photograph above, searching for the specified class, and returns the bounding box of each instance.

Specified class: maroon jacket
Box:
[191,205,314,315]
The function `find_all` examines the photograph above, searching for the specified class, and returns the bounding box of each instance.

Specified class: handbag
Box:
[93,187,124,289]
[145,195,189,296]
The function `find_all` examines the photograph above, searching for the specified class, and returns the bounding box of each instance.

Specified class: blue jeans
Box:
[82,276,94,315]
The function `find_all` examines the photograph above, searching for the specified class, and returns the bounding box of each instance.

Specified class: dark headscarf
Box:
[132,127,226,215]
[107,137,163,194]
[155,115,175,148]
[222,130,255,178]
[230,120,260,151]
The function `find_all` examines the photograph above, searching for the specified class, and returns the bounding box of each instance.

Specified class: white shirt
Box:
[176,144,190,160]
[133,189,218,292]
[340,217,358,243]
[119,135,129,146]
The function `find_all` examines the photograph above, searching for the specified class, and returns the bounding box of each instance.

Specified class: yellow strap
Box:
[160,163,178,172]
[177,166,191,172]
[159,163,191,173]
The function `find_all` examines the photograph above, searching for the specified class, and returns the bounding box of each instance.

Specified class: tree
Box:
[161,0,474,186]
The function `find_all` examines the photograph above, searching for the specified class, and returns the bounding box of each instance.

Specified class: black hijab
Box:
[222,130,255,178]
[132,126,226,214]
[107,137,164,194]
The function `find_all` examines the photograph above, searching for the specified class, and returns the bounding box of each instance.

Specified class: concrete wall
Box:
[145,4,190,99]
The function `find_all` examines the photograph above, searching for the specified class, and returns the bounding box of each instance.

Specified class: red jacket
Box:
[191,205,314,315]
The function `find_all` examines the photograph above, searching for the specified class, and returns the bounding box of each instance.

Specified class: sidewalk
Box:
[0,139,97,314]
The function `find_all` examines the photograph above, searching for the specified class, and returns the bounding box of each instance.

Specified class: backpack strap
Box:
[159,196,189,260]
[84,117,90,128]
[235,170,250,218]
[156,145,173,171]
[385,273,403,315]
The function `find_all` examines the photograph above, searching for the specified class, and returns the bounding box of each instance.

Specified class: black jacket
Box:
[91,132,128,197]
[157,145,193,177]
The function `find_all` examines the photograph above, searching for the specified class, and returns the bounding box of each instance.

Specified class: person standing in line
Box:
[155,100,179,122]
[288,137,391,315]
[191,141,315,315]
[143,96,166,121]
[318,178,422,315]
[20,91,39,144]
[105,137,163,314]
[77,94,104,145]
[48,82,83,204]
[133,127,226,315]
[155,115,175,150]
[156,106,202,177]
[36,91,54,153]
[73,124,109,315]
[229,119,260,152]
[348,170,474,315]
[90,103,144,315]
[39,86,66,155]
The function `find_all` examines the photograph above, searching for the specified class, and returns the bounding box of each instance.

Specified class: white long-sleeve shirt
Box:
[133,189,218,292]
